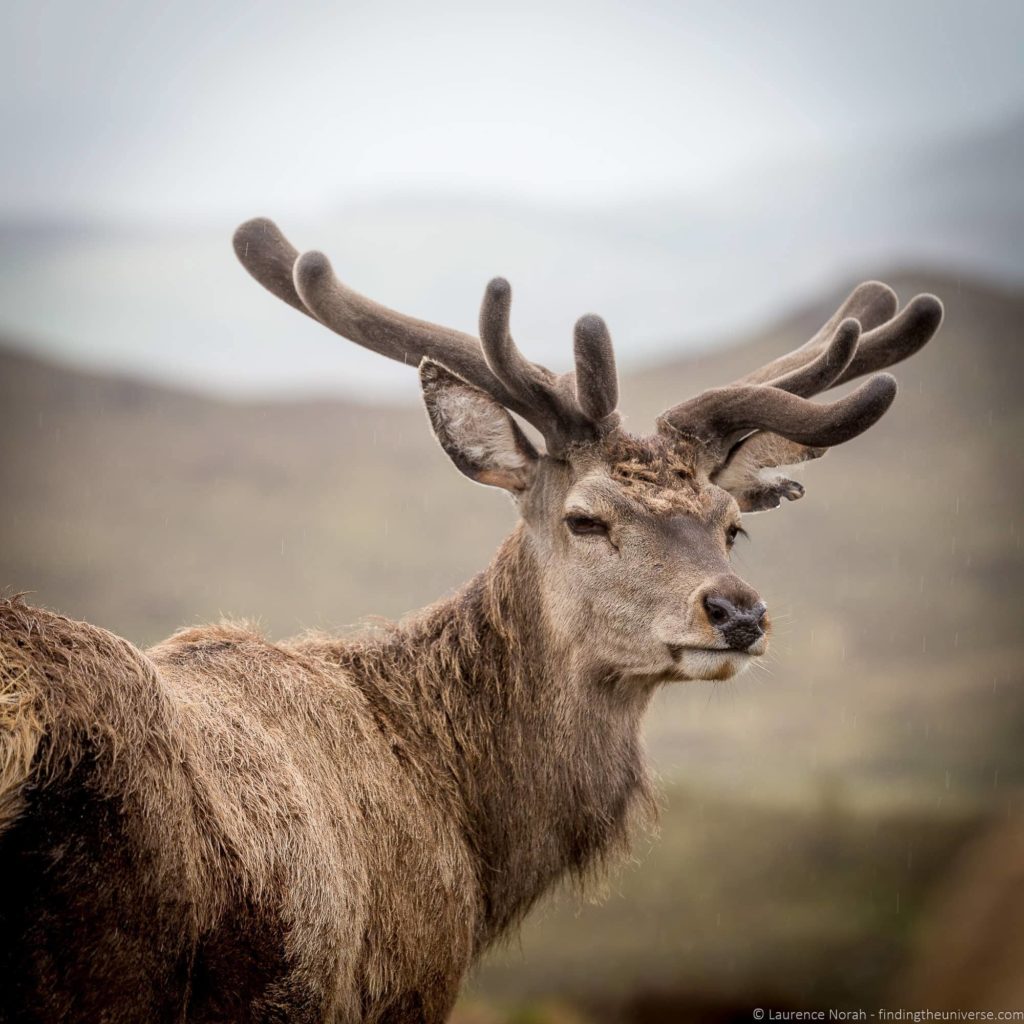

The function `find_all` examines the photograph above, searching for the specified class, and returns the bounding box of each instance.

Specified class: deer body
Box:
[0,529,653,1022]
[0,217,943,1022]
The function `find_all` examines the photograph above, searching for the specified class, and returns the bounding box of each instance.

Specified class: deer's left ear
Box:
[712,432,828,512]
[420,359,539,493]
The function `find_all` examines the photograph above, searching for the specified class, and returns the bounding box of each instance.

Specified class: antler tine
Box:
[658,373,898,450]
[734,282,942,400]
[735,281,898,389]
[478,279,562,413]
[291,250,528,417]
[829,293,943,387]
[806,280,900,345]
[478,278,606,447]
[768,318,860,397]
[573,314,619,422]
[233,217,314,318]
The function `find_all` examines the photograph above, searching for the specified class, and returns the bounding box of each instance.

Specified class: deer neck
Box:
[332,524,656,951]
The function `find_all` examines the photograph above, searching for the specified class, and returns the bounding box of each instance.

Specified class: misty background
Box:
[2,0,1023,395]
[2,1,1024,1019]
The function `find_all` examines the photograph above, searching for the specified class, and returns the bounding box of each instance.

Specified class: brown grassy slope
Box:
[0,271,1021,799]
[0,357,512,642]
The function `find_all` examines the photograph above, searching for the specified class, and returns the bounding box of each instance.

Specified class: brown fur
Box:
[0,519,656,1023]
[603,432,708,515]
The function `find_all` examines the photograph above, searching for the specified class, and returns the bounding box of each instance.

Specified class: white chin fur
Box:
[675,649,752,682]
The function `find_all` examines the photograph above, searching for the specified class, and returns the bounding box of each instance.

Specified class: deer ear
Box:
[419,359,539,493]
[712,432,827,512]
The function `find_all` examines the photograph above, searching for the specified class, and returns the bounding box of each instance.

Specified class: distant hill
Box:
[1,269,1021,802]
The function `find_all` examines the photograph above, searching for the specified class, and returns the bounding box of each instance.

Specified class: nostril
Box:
[753,602,768,626]
[703,595,734,628]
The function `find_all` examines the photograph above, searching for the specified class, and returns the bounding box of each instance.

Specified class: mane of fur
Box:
[0,527,656,1022]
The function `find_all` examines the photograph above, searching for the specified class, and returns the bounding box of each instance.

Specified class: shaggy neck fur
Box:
[298,523,656,951]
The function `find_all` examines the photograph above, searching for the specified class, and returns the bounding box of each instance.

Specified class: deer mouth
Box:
[666,644,759,682]
[666,643,759,658]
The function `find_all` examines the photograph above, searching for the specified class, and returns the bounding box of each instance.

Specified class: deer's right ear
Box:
[419,359,539,493]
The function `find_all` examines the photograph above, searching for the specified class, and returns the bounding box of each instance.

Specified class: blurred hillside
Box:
[1,269,1022,1015]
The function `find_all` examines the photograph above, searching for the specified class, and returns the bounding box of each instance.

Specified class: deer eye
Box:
[565,515,609,538]
[726,524,747,548]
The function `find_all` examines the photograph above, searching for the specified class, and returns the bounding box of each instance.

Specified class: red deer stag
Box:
[0,217,943,1022]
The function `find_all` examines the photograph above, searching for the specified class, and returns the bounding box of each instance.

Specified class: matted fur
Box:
[0,526,656,1023]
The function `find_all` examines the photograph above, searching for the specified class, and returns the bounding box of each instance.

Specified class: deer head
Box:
[234,218,943,685]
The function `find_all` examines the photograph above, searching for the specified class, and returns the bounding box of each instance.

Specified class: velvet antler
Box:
[658,282,943,451]
[235,218,943,488]
[233,217,619,454]
[659,282,944,510]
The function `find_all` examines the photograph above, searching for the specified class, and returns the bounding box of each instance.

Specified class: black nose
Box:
[703,594,767,651]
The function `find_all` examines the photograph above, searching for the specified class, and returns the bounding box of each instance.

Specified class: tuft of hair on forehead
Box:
[574,430,716,517]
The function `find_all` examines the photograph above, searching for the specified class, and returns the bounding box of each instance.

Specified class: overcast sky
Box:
[4,0,1024,224]
[1,0,1022,397]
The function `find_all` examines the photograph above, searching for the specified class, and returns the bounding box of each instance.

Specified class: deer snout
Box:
[702,583,767,653]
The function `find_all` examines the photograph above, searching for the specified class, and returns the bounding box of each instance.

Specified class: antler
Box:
[233,217,619,453]
[658,281,944,451]
[235,218,941,466]
[734,281,943,394]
